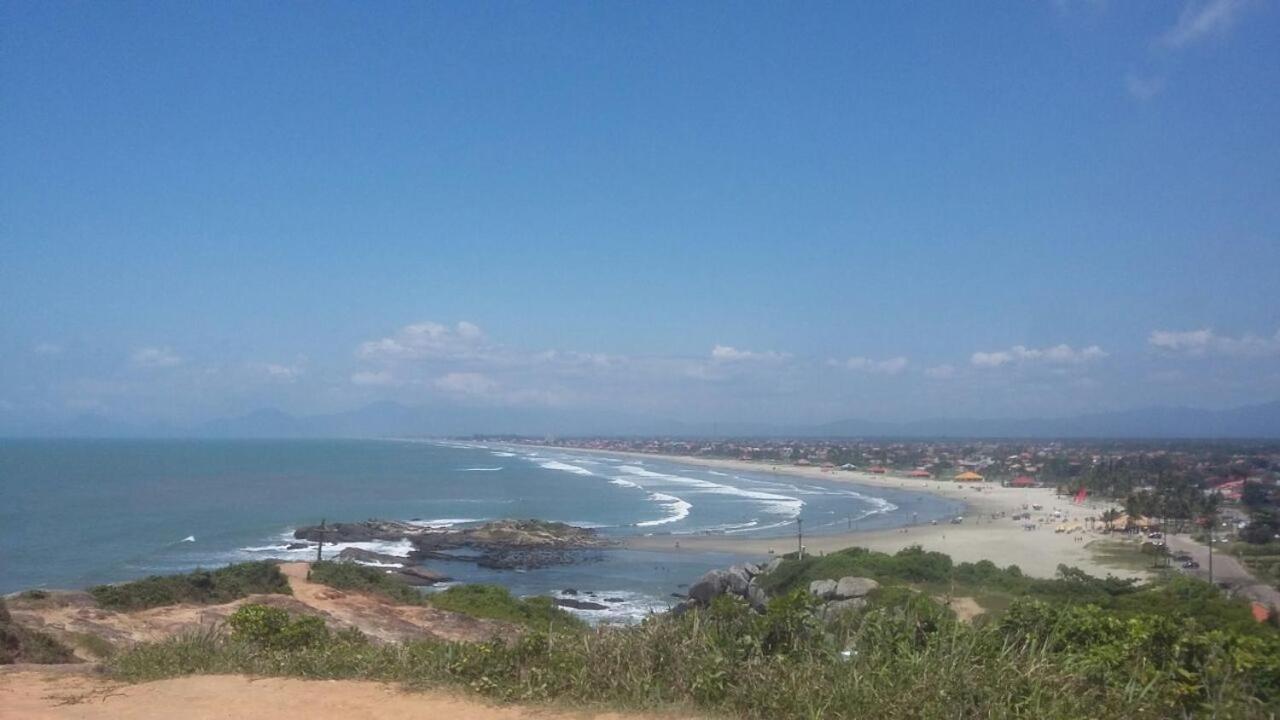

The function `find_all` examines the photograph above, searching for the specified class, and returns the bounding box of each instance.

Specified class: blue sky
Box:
[2,1,1278,428]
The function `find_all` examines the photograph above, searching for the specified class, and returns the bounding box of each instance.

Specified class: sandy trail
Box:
[0,670,696,720]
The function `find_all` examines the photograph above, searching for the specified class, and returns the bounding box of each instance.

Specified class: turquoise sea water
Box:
[0,439,962,621]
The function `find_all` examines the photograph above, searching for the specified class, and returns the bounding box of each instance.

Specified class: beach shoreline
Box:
[520,444,1147,581]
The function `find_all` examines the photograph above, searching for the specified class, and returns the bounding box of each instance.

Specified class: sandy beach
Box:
[536,448,1147,581]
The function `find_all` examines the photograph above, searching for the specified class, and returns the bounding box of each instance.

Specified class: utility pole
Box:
[316,518,326,563]
[1207,519,1214,585]
[797,517,804,559]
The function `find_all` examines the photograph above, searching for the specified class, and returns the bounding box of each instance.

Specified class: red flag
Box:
[1073,487,1088,504]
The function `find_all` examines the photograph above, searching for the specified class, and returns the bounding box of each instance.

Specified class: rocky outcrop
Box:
[554,597,609,611]
[335,548,409,566]
[683,562,775,613]
[294,520,423,543]
[395,567,451,586]
[835,577,879,599]
[296,518,616,572]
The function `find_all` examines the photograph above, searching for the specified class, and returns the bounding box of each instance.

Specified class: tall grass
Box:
[108,591,1279,719]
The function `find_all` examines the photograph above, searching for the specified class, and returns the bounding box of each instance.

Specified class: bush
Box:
[0,600,79,665]
[228,604,330,650]
[428,584,584,631]
[90,562,290,611]
[306,561,425,605]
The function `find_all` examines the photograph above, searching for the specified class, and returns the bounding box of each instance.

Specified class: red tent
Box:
[1010,476,1036,488]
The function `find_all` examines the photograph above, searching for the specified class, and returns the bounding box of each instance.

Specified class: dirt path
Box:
[275,562,509,643]
[0,670,697,720]
[5,563,511,660]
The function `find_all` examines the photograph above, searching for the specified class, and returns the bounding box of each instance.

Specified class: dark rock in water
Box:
[670,593,686,599]
[562,588,578,595]
[604,597,624,603]
[285,542,311,550]
[396,566,450,586]
[336,547,408,566]
[555,597,608,611]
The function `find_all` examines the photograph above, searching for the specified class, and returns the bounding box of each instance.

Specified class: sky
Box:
[2,1,1279,430]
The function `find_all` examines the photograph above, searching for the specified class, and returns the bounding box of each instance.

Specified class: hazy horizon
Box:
[4,3,1279,432]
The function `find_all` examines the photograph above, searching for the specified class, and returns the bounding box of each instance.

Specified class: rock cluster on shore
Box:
[678,558,879,622]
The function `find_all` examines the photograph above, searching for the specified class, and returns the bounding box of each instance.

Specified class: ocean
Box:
[0,439,962,621]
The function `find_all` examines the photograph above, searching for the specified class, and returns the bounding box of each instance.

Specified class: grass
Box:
[427,584,584,631]
[89,561,291,611]
[106,588,1280,719]
[307,561,427,605]
[306,561,585,630]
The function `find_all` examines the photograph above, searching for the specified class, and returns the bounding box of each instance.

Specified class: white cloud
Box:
[434,372,498,396]
[1125,72,1166,100]
[830,356,909,375]
[357,321,488,362]
[351,370,398,386]
[1149,328,1280,357]
[925,364,957,380]
[971,344,1108,368]
[131,346,183,369]
[1160,0,1251,49]
[710,345,790,362]
[251,362,303,382]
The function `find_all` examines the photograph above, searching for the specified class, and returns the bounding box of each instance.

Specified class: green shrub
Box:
[90,562,290,611]
[228,604,330,650]
[306,561,425,605]
[428,584,584,631]
[0,621,79,664]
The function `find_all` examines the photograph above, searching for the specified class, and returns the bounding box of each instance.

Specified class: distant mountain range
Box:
[7,400,1280,439]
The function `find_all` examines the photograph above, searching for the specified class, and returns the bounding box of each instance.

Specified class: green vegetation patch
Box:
[307,561,426,605]
[89,561,291,611]
[427,584,585,631]
[107,586,1280,719]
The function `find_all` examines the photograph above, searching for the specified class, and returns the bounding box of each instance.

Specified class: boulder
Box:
[747,584,769,612]
[742,562,761,577]
[820,598,867,623]
[285,542,311,550]
[395,566,450,586]
[724,567,751,596]
[834,577,879,600]
[762,558,784,575]
[688,569,730,605]
[809,579,838,600]
[555,597,608,611]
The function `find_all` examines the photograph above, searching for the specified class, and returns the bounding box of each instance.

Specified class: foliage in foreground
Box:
[307,561,584,630]
[109,589,1280,719]
[89,561,291,611]
[0,597,79,664]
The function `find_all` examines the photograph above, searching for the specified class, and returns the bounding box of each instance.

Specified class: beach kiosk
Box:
[954,471,985,482]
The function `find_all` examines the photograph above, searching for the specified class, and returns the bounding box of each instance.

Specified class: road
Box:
[1165,534,1280,611]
